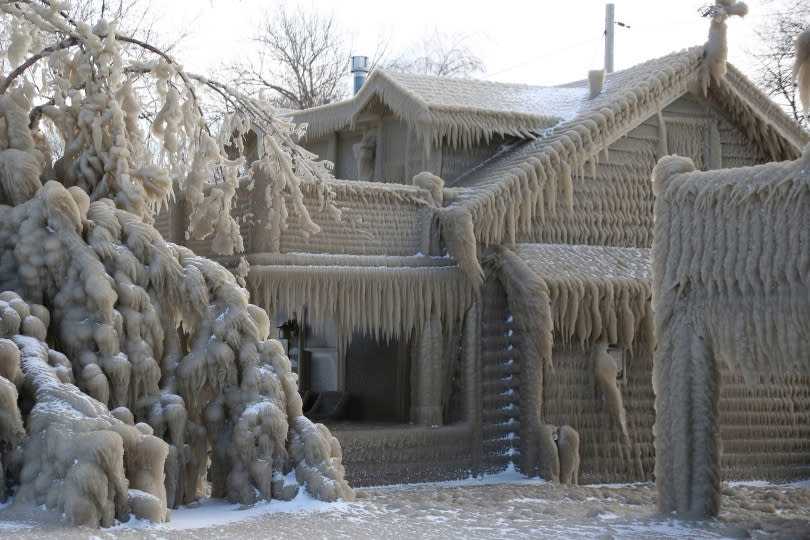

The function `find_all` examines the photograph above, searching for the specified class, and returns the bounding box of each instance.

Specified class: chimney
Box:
[588,69,605,99]
[351,56,369,95]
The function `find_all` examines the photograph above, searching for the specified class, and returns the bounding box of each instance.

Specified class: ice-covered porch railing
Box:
[178,176,441,259]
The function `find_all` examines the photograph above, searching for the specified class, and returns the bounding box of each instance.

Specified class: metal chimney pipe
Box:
[351,56,369,95]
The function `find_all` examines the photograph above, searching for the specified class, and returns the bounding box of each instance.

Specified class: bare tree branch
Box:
[0,37,78,94]
[749,0,810,128]
[228,6,349,110]
[383,31,485,78]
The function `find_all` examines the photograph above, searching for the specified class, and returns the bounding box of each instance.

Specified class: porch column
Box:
[410,311,444,425]
[654,314,721,518]
[462,299,483,475]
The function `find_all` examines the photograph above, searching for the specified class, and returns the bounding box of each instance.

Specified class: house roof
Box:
[289,69,588,149]
[485,243,653,372]
[435,47,810,283]
[509,243,651,284]
[288,45,809,286]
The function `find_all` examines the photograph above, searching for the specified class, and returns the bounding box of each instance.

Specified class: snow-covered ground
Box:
[1,470,808,539]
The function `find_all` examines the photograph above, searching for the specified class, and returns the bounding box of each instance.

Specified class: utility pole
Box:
[605,3,615,73]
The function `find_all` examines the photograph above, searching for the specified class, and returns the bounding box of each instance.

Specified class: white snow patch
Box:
[727,480,773,488]
[111,489,349,531]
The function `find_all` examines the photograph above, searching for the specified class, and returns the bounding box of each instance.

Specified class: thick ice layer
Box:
[0,8,351,527]
[0,182,353,527]
[651,149,810,518]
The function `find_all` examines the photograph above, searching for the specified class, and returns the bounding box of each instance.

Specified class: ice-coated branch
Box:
[0,37,78,95]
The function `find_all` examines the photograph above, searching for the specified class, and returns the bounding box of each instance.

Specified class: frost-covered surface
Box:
[651,150,810,519]
[290,69,588,150]
[483,244,652,478]
[436,18,807,284]
[0,474,808,539]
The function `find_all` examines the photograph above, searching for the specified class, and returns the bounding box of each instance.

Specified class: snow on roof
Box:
[487,243,652,359]
[289,69,588,150]
[435,46,810,283]
[448,48,706,190]
[510,243,651,283]
[382,71,587,122]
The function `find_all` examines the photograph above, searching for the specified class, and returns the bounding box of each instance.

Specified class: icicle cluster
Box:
[702,65,807,162]
[651,152,810,382]
[438,49,704,282]
[291,70,571,152]
[248,254,475,347]
[501,244,652,350]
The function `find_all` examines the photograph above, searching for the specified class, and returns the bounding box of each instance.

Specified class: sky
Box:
[148,0,775,89]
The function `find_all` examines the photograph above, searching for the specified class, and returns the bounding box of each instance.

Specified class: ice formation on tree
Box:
[0,0,352,528]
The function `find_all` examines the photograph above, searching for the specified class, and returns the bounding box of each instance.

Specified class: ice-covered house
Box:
[157,46,810,487]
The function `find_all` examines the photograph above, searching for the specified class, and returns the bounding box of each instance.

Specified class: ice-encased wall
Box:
[0,182,353,527]
[651,150,810,518]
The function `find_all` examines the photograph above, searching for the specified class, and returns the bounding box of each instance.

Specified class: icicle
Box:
[438,206,484,285]
[656,107,668,158]
[560,162,573,209]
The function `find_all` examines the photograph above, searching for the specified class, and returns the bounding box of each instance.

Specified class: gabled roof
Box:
[289,69,588,149]
[435,47,810,283]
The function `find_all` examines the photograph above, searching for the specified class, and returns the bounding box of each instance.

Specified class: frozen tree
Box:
[0,0,352,528]
[383,31,485,78]
[230,6,351,110]
[230,9,485,111]
[750,0,810,126]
